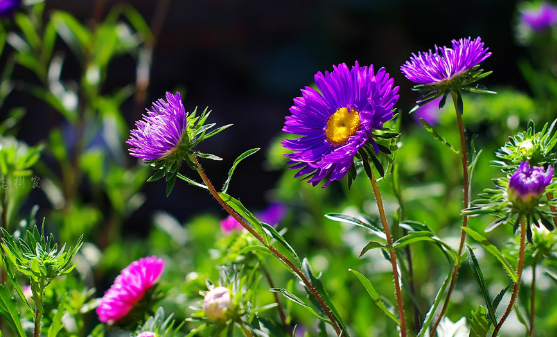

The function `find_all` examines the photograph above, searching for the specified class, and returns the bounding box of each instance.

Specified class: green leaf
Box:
[359,241,387,257]
[392,231,457,265]
[419,118,459,154]
[48,295,66,337]
[301,259,350,337]
[469,306,490,337]
[467,245,497,326]
[269,288,331,323]
[324,213,383,237]
[261,223,301,269]
[218,193,267,242]
[417,269,454,337]
[176,173,207,190]
[222,148,259,193]
[349,269,401,326]
[0,285,26,337]
[462,227,518,283]
[51,11,91,61]
[15,13,41,51]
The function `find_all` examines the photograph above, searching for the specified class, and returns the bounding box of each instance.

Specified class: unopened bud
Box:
[203,286,232,321]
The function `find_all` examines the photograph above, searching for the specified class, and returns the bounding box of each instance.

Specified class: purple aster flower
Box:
[282,62,399,187]
[97,256,165,323]
[0,0,21,19]
[414,96,442,125]
[508,161,553,207]
[127,92,187,162]
[521,2,557,32]
[401,37,491,86]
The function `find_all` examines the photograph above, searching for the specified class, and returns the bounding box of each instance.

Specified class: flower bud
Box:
[508,161,553,208]
[203,287,232,321]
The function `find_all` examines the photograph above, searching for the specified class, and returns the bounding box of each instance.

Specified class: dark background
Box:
[8,0,526,226]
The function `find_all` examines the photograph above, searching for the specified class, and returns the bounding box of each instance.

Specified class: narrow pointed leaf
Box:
[467,245,497,326]
[462,227,518,283]
[269,288,330,323]
[222,148,259,193]
[420,118,459,154]
[349,269,401,326]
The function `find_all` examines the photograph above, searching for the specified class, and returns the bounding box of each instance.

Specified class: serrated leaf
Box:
[469,306,490,337]
[420,118,459,154]
[222,148,259,193]
[467,245,497,326]
[349,269,401,326]
[462,227,518,283]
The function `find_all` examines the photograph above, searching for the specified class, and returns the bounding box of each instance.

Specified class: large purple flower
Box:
[508,161,554,207]
[521,2,557,32]
[0,0,21,19]
[401,37,491,86]
[96,256,165,323]
[127,92,187,162]
[282,62,399,187]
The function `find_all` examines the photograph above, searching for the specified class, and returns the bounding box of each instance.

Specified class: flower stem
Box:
[33,281,45,337]
[191,156,343,336]
[492,216,527,337]
[368,171,407,337]
[430,92,470,336]
[545,192,557,227]
[529,261,537,336]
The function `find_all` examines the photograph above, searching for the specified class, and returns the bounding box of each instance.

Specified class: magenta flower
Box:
[127,92,188,162]
[401,37,491,86]
[221,215,243,233]
[521,2,557,32]
[282,62,399,187]
[96,256,165,323]
[508,161,554,207]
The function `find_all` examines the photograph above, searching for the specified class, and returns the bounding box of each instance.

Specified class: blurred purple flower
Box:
[414,97,442,125]
[282,62,399,187]
[521,2,557,32]
[508,161,553,207]
[0,0,21,19]
[136,332,156,337]
[220,203,287,233]
[96,256,165,323]
[127,92,187,161]
[401,37,491,85]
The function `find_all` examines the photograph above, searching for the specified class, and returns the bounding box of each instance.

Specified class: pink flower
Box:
[96,256,165,323]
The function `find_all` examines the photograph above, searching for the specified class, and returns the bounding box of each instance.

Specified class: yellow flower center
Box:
[325,107,361,146]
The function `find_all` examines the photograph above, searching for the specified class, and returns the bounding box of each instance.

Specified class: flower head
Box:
[0,0,21,19]
[127,92,188,162]
[97,256,165,323]
[521,2,557,32]
[508,161,554,208]
[282,62,399,187]
[203,286,233,321]
[401,37,491,86]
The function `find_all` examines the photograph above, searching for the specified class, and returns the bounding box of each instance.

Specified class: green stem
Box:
[430,92,470,336]
[33,281,45,337]
[529,260,537,337]
[492,217,527,336]
[191,156,343,336]
[368,171,407,337]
